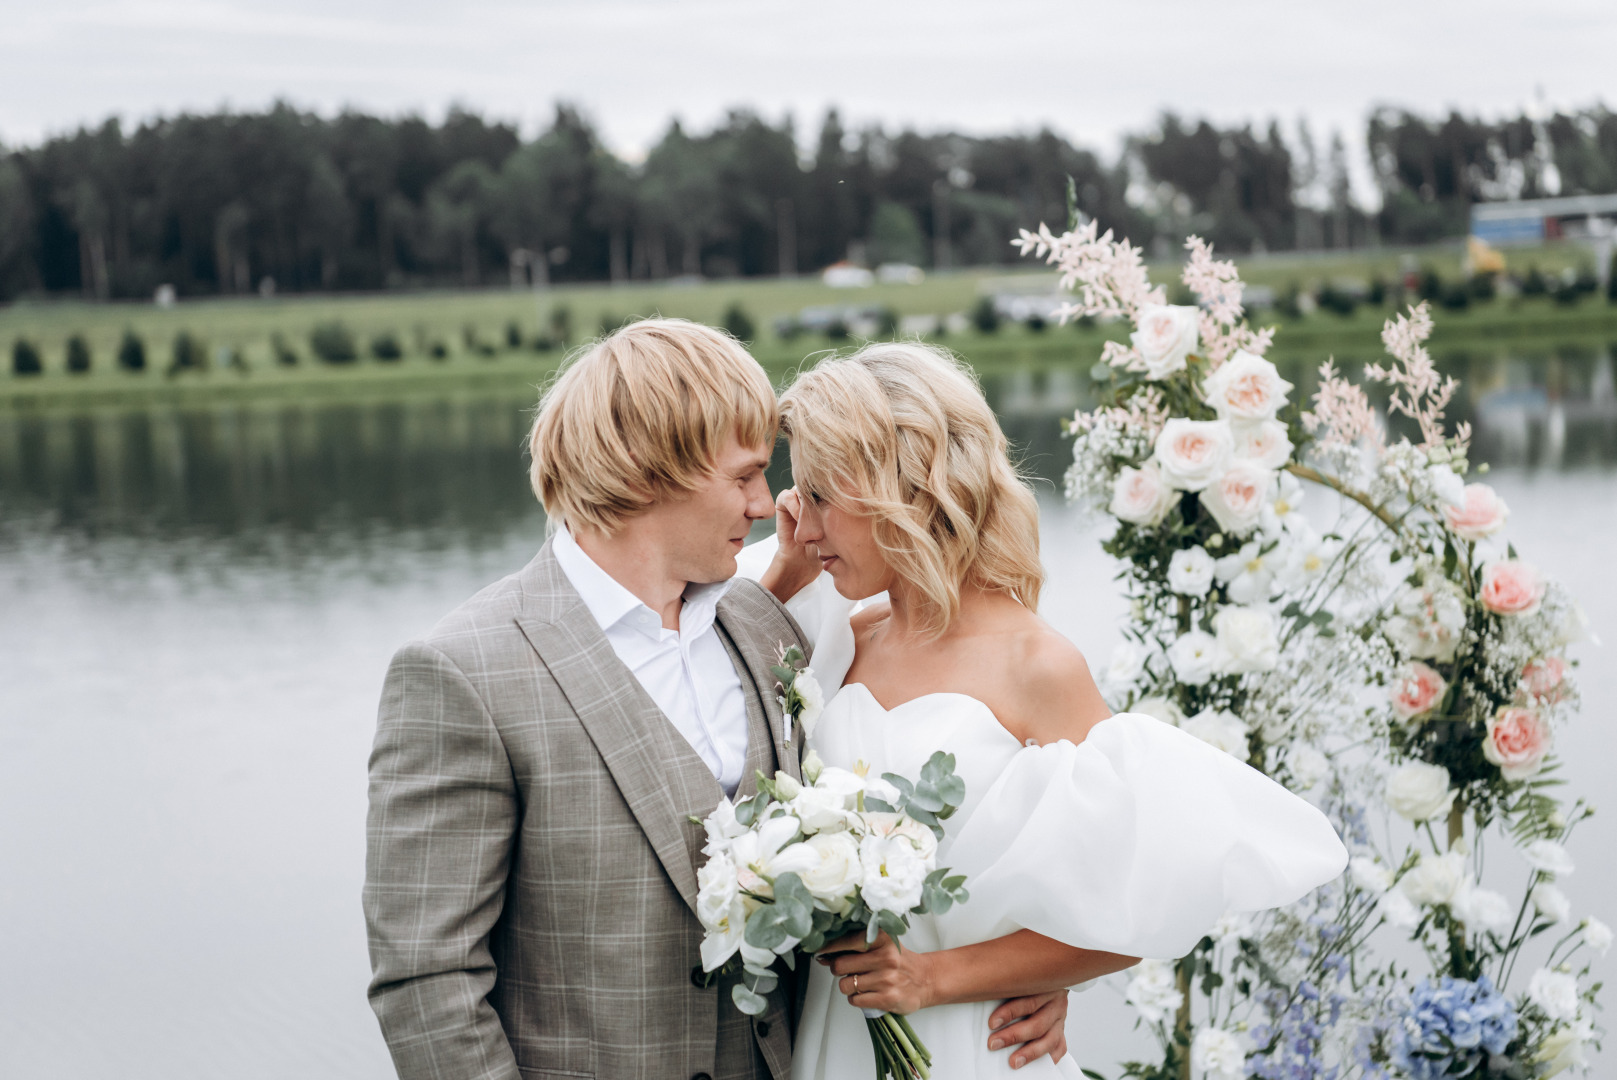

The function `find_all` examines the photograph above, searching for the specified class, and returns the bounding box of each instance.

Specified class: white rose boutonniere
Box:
[771,644,823,744]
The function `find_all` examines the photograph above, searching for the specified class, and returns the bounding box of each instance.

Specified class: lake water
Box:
[2,346,1614,1078]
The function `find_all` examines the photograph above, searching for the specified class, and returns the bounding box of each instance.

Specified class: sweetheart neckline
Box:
[839,682,1029,749]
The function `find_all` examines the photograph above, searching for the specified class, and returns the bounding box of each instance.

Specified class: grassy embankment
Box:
[1,243,1612,408]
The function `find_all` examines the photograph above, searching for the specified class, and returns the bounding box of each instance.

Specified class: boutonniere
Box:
[769,643,823,746]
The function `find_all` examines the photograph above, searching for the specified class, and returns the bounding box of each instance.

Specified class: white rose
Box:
[1103,640,1149,692]
[1213,606,1279,674]
[1167,629,1221,686]
[1385,761,1456,823]
[1528,968,1580,1022]
[1581,917,1612,956]
[1232,418,1294,470]
[1131,696,1185,726]
[858,832,928,913]
[1535,1017,1593,1075]
[1426,463,1466,509]
[1182,708,1249,758]
[1153,418,1234,492]
[1378,888,1421,929]
[1287,745,1329,790]
[766,839,823,880]
[794,669,825,738]
[1201,350,1293,422]
[1349,856,1393,895]
[1190,1027,1247,1080]
[1201,462,1274,536]
[1387,580,1468,663]
[1452,886,1514,934]
[790,768,865,832]
[1130,304,1201,378]
[1532,883,1572,924]
[1524,839,1576,877]
[797,831,863,909]
[1110,463,1178,526]
[1168,546,1216,597]
[702,797,749,856]
[1400,851,1465,907]
[1124,959,1183,1024]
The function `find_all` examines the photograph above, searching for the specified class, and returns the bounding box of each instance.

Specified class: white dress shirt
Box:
[552,528,751,794]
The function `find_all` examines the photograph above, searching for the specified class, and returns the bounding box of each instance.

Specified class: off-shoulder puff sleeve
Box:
[938,713,1349,961]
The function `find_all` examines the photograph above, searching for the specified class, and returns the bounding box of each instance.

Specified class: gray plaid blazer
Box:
[365,540,810,1080]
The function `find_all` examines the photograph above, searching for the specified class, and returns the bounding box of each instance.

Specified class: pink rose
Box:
[1153,418,1234,492]
[1109,464,1177,527]
[1444,484,1510,541]
[1389,661,1447,721]
[1201,350,1294,422]
[1200,462,1273,535]
[1481,560,1546,616]
[1232,419,1294,470]
[1520,656,1570,703]
[1483,706,1552,780]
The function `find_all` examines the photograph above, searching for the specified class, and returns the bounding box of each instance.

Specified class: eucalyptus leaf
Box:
[732,984,769,1015]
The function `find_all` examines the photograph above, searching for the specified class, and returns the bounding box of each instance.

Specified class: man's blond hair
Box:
[528,318,777,535]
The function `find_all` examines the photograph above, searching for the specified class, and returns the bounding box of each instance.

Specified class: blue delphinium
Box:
[1391,976,1516,1079]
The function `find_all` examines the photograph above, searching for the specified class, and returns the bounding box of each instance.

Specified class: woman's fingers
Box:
[987,992,1069,1064]
[1007,1026,1066,1071]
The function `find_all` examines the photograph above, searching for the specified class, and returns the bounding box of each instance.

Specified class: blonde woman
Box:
[744,342,1348,1079]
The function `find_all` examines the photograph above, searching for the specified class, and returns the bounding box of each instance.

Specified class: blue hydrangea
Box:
[1391,976,1517,1079]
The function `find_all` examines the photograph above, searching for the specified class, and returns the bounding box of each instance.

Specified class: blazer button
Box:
[692,1074,713,1080]
[756,1020,772,1037]
[690,965,709,989]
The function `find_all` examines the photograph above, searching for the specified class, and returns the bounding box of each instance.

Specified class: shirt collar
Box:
[552,526,732,642]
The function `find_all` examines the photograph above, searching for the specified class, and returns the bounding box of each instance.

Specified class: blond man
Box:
[363,319,1065,1080]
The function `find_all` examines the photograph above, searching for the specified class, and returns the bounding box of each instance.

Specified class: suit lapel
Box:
[514,543,722,917]
[716,592,802,784]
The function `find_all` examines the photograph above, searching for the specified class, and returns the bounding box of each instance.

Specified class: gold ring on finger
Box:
[852,974,858,993]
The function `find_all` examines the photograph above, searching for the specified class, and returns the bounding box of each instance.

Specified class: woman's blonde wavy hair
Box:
[779,341,1043,637]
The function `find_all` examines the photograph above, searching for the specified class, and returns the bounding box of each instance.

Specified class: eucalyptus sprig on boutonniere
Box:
[770,643,824,747]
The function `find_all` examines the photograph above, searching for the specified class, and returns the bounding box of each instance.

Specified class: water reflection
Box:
[1,344,1613,550]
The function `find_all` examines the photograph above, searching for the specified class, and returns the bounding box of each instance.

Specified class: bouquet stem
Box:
[865,1010,931,1079]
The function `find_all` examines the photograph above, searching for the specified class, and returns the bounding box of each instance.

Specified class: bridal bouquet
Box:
[1016,215,1606,1079]
[696,746,969,1080]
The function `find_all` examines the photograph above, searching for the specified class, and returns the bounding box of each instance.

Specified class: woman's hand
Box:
[988,991,1069,1069]
[819,930,936,1016]
[759,488,821,603]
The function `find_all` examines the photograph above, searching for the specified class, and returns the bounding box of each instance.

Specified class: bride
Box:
[739,342,1348,1078]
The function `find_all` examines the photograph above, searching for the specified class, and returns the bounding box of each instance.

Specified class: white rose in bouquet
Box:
[1213,606,1279,673]
[796,831,863,911]
[1153,418,1234,492]
[1201,350,1293,422]
[1400,851,1465,907]
[1528,968,1581,1022]
[1167,629,1221,686]
[1451,885,1514,934]
[1168,546,1216,597]
[1130,304,1201,378]
[703,797,750,855]
[1232,418,1294,471]
[1201,462,1274,536]
[1385,761,1456,823]
[1182,708,1249,758]
[1102,639,1150,695]
[1110,463,1178,526]
[789,767,865,832]
[858,832,929,913]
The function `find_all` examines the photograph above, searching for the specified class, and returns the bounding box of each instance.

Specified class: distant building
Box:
[822,262,874,288]
[1470,194,1617,248]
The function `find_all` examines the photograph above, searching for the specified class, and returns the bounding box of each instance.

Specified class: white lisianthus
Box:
[861,810,940,864]
[1201,350,1293,422]
[1214,606,1279,674]
[771,771,804,801]
[1524,839,1576,877]
[1261,471,1307,538]
[800,747,825,785]
[1131,696,1186,726]
[1201,462,1274,536]
[1182,708,1249,758]
[858,831,928,913]
[1124,959,1184,1024]
[1582,917,1613,956]
[794,669,825,739]
[1385,762,1456,823]
[1378,888,1421,929]
[1349,856,1394,895]
[1215,541,1276,605]
[790,769,864,833]
[1167,546,1216,597]
[1287,744,1330,790]
[1232,418,1294,470]
[1532,883,1572,924]
[1153,418,1235,492]
[1452,886,1514,934]
[702,797,749,855]
[1535,1017,1594,1076]
[1103,640,1150,695]
[1129,304,1201,378]
[796,831,863,910]
[1190,1027,1247,1080]
[1400,851,1466,907]
[1110,463,1178,526]
[1167,629,1221,686]
[1426,463,1466,510]
[1528,968,1581,1022]
[696,850,747,970]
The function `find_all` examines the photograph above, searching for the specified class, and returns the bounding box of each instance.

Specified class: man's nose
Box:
[744,480,774,519]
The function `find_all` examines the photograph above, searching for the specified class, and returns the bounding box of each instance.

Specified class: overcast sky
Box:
[2,0,1614,181]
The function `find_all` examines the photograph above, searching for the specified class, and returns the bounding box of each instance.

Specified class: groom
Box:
[364,318,1066,1080]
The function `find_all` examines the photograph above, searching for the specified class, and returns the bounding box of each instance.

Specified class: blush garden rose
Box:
[1201,463,1273,535]
[1389,661,1447,722]
[1444,483,1510,541]
[1152,418,1234,492]
[1200,350,1293,422]
[1110,463,1178,526]
[1129,305,1201,378]
[1483,706,1552,780]
[1481,559,1546,616]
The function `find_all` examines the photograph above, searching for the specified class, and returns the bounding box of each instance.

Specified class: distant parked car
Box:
[822,261,874,288]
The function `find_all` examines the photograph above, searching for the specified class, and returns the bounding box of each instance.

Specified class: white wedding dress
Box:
[733,541,1349,1080]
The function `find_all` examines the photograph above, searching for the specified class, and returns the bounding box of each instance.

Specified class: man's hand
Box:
[988,990,1069,1070]
[760,488,821,603]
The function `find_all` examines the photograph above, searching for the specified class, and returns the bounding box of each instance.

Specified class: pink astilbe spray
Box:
[1180,236,1273,369]
[1069,386,1170,442]
[1366,303,1465,449]
[1302,361,1381,449]
[1014,221,1165,323]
